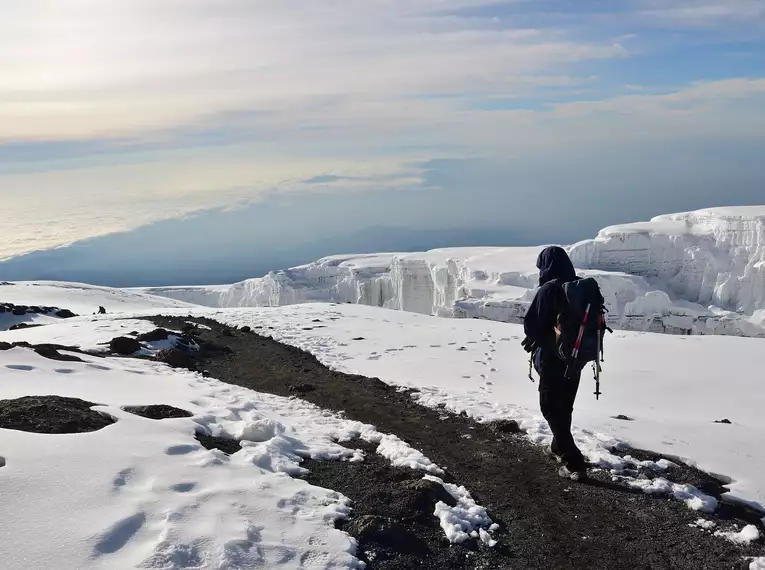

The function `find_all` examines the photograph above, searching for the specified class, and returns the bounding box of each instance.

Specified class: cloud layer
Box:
[0,0,764,264]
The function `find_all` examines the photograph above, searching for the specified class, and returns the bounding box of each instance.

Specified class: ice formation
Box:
[139,207,765,337]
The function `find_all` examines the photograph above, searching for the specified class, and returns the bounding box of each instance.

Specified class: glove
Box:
[521,337,537,354]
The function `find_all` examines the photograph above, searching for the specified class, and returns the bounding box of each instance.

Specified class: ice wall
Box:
[568,207,765,314]
[138,207,765,338]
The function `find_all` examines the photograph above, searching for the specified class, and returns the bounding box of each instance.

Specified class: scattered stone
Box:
[352,337,366,341]
[29,306,44,313]
[55,309,77,319]
[123,405,193,420]
[488,419,523,434]
[400,478,458,509]
[288,383,316,393]
[137,328,171,342]
[613,415,634,421]
[109,336,141,355]
[221,328,233,337]
[198,341,232,356]
[0,395,115,434]
[240,326,252,333]
[195,432,241,455]
[0,342,12,350]
[156,348,197,369]
[714,419,732,424]
[346,516,411,548]
[457,346,467,351]
[12,307,27,315]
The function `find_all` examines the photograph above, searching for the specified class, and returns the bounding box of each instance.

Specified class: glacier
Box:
[138,207,765,338]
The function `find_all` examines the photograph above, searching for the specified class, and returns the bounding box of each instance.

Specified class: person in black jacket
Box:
[523,246,588,479]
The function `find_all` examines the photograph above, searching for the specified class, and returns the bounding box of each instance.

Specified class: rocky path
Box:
[151,316,765,570]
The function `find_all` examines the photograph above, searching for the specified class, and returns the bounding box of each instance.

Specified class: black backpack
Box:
[553,277,609,378]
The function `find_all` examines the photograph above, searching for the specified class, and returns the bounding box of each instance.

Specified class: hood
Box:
[536,246,577,286]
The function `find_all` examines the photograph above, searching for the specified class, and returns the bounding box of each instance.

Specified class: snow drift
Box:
[138,207,765,337]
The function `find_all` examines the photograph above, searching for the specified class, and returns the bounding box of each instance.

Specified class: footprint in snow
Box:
[93,512,147,555]
[165,444,198,456]
[367,355,382,361]
[5,364,35,371]
[87,363,112,371]
[429,344,442,348]
[172,482,197,493]
[54,368,76,374]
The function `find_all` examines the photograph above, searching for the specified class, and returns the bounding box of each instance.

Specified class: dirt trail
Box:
[151,316,765,569]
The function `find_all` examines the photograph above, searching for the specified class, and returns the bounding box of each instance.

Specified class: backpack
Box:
[553,277,609,376]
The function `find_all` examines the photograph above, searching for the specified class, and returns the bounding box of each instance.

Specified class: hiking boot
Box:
[544,446,563,464]
[558,465,588,481]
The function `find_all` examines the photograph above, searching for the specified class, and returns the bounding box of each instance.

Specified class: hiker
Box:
[522,246,589,481]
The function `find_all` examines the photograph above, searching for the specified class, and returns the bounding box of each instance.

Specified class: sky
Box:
[0,0,764,285]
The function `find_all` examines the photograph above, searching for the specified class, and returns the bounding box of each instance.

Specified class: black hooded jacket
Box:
[524,246,578,355]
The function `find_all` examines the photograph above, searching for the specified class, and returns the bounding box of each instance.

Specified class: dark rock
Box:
[199,341,232,356]
[110,336,141,355]
[0,342,11,350]
[352,337,365,341]
[181,323,197,334]
[29,306,44,313]
[34,346,84,362]
[240,326,251,333]
[124,405,193,420]
[221,328,233,337]
[0,305,6,313]
[346,516,410,547]
[156,348,197,369]
[195,432,241,454]
[0,395,115,434]
[12,306,27,315]
[9,323,43,331]
[488,419,522,434]
[288,383,316,393]
[400,478,458,509]
[613,415,634,421]
[137,328,171,342]
[312,319,322,323]
[714,418,732,424]
[457,346,467,351]
[55,309,77,319]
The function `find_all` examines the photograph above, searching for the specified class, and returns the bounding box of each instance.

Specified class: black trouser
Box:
[537,352,586,470]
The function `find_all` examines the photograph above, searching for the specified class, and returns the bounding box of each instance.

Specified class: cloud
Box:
[0,0,627,141]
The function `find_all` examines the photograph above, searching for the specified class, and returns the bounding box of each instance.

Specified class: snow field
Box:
[0,318,497,569]
[127,303,765,514]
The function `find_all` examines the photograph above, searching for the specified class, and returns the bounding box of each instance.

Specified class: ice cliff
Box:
[139,207,765,338]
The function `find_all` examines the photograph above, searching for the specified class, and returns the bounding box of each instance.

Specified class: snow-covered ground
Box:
[137,207,765,338]
[0,312,500,569]
[102,303,758,513]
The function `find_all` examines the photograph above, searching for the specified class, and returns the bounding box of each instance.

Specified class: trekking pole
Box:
[594,327,602,400]
[565,303,591,378]
[528,354,535,382]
